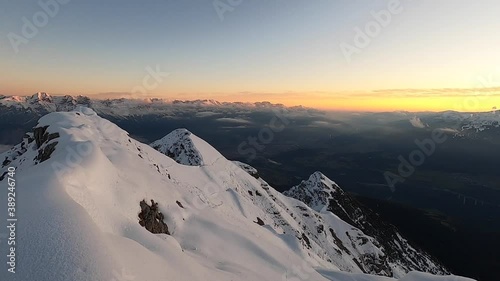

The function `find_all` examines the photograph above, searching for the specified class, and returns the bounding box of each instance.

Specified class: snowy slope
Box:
[0,108,474,281]
[151,125,451,277]
[152,132,447,277]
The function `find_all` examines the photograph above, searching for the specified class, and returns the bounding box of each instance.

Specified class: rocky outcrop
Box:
[2,157,11,167]
[0,125,60,171]
[254,217,265,226]
[33,125,60,164]
[138,199,170,235]
[35,142,58,163]
[33,125,60,148]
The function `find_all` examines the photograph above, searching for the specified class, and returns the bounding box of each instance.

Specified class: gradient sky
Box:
[1,0,500,111]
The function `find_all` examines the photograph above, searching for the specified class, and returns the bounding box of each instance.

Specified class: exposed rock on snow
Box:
[35,141,58,163]
[139,199,170,235]
[33,125,60,163]
[254,217,265,226]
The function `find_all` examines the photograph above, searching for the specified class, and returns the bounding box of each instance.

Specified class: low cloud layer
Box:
[409,117,426,128]
[215,118,252,124]
[196,111,221,118]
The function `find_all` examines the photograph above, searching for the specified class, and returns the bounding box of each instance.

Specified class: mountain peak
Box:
[308,171,339,190]
[150,128,224,166]
[30,92,52,102]
[284,171,341,212]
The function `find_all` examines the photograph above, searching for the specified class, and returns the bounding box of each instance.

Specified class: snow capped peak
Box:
[6,95,25,102]
[0,93,92,113]
[30,92,52,102]
[308,171,339,190]
[284,171,341,212]
[150,128,224,166]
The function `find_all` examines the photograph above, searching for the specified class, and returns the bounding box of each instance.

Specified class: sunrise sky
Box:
[1,0,500,111]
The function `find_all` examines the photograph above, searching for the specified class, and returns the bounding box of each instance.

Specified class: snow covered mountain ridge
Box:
[0,92,308,117]
[284,173,447,277]
[0,107,475,281]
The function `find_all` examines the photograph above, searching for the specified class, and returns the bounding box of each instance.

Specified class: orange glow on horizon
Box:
[201,91,500,112]
[5,88,500,113]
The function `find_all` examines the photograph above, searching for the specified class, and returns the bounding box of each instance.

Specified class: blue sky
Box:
[1,0,500,110]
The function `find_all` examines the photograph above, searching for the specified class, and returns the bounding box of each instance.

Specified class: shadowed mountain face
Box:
[285,172,447,276]
[0,94,498,280]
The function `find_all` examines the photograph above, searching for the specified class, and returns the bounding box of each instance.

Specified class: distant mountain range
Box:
[1,93,498,134]
[0,92,310,117]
